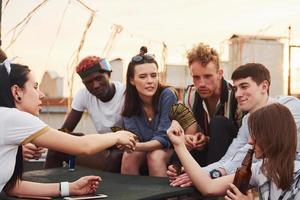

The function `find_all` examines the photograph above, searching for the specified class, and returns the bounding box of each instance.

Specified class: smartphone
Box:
[64,194,108,200]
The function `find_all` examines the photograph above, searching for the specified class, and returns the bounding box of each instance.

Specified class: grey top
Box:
[203,95,300,174]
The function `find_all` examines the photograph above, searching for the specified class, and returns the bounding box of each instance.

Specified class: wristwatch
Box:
[209,169,222,179]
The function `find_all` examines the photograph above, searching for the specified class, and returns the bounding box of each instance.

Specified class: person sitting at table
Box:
[167,103,300,199]
[120,53,177,177]
[45,55,126,172]
[0,62,136,198]
[0,49,46,161]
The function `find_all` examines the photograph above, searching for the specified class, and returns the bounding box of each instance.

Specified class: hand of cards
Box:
[169,103,196,130]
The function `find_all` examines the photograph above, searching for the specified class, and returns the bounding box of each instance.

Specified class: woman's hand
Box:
[115,130,136,151]
[117,144,135,153]
[69,176,101,196]
[167,120,185,147]
[23,143,46,160]
[224,184,254,200]
[170,173,193,187]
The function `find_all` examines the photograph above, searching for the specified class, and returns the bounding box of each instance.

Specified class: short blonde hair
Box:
[186,43,220,69]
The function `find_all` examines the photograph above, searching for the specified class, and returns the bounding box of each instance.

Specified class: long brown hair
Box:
[248,103,296,190]
[122,55,168,117]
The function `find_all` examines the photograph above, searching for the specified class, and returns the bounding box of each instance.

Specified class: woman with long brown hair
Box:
[121,53,177,177]
[168,103,300,199]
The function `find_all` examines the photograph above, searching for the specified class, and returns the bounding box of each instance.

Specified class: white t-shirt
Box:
[71,81,125,133]
[0,107,48,192]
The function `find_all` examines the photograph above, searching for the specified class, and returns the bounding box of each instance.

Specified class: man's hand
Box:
[166,164,180,182]
[193,132,209,151]
[22,143,46,160]
[184,135,195,151]
[185,132,208,151]
[117,144,135,153]
[170,172,193,187]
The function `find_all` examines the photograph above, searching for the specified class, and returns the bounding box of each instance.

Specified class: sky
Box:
[2,0,300,96]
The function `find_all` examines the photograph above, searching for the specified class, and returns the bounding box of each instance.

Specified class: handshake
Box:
[60,128,138,153]
[111,126,138,153]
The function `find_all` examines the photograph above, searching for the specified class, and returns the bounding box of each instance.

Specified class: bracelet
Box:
[60,182,70,197]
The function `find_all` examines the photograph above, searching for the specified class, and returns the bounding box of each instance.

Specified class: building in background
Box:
[110,58,125,83]
[228,34,284,96]
[40,71,64,98]
[165,63,191,101]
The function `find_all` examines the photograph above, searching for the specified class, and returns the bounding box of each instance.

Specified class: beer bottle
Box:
[232,148,254,195]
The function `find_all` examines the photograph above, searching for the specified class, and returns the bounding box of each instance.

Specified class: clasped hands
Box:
[168,120,209,151]
[23,143,46,160]
[185,132,209,151]
[115,130,138,153]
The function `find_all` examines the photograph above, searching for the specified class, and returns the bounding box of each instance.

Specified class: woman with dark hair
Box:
[121,54,177,177]
[0,62,136,198]
[168,103,300,199]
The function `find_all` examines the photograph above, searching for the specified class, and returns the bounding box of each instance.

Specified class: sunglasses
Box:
[131,54,155,63]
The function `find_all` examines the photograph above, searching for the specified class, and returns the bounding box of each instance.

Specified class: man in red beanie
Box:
[45,56,125,172]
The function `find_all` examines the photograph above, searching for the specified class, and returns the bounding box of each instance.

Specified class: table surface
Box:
[0,166,199,200]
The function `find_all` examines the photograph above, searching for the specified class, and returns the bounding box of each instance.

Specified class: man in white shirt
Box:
[45,56,125,172]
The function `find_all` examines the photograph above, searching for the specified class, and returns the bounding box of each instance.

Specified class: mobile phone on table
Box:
[64,194,108,200]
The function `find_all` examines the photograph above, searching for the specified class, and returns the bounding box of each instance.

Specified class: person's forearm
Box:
[60,109,83,132]
[202,157,227,174]
[33,129,119,155]
[9,181,59,197]
[136,140,163,151]
[78,133,119,154]
[174,144,231,196]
